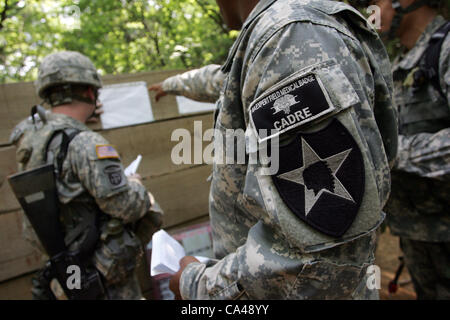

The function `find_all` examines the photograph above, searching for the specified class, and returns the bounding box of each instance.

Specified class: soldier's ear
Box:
[86,86,96,101]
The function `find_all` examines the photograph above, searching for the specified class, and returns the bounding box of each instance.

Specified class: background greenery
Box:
[0,0,236,83]
[0,0,448,83]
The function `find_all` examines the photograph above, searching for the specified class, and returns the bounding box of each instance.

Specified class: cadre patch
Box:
[272,119,365,237]
[250,73,335,142]
[96,145,120,159]
[104,164,126,188]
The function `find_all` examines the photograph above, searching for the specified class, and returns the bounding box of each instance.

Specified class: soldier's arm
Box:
[395,35,450,181]
[396,130,450,180]
[178,21,393,299]
[68,131,151,224]
[159,64,225,103]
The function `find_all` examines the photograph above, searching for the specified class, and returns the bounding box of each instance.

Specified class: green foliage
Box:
[0,0,235,83]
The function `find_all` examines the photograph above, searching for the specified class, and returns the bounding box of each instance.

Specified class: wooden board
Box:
[0,272,34,300]
[145,164,211,229]
[101,112,214,177]
[0,210,44,282]
[0,146,20,214]
[0,69,187,146]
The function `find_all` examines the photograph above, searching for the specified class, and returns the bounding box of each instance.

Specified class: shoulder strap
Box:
[46,129,81,176]
[415,21,450,99]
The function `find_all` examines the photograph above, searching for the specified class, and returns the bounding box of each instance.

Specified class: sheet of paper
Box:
[124,155,142,176]
[150,230,186,276]
[176,96,216,115]
[150,230,209,276]
[99,81,154,129]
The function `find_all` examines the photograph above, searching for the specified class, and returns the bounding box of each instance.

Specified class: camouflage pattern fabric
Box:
[10,112,152,300]
[385,15,450,242]
[167,0,398,300]
[162,64,225,103]
[400,238,450,300]
[383,15,450,300]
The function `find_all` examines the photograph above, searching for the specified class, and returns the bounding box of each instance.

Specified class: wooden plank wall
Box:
[0,70,214,299]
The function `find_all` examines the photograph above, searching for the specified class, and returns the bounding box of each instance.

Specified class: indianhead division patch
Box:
[250,73,335,142]
[272,119,365,237]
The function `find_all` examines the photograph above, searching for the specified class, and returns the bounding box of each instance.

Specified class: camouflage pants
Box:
[400,238,450,300]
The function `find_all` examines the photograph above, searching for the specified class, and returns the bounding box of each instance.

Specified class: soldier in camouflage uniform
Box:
[350,0,450,299]
[10,51,162,300]
[151,0,398,300]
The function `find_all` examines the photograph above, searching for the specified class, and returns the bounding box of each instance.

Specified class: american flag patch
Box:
[96,145,120,159]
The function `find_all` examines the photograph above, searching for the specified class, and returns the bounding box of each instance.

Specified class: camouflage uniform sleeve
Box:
[395,130,450,181]
[395,35,450,181]
[68,131,150,223]
[180,20,389,299]
[161,64,225,103]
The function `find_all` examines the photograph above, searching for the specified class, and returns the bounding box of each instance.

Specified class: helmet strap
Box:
[47,84,96,107]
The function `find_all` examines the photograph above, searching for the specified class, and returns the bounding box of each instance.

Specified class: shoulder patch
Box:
[272,119,365,237]
[96,145,120,159]
[104,164,126,189]
[250,73,335,142]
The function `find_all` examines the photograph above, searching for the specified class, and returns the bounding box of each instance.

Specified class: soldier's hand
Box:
[86,102,104,123]
[148,83,167,102]
[127,173,143,185]
[169,256,200,300]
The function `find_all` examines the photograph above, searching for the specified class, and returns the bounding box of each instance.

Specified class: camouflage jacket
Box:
[385,16,450,242]
[167,0,398,300]
[10,112,151,275]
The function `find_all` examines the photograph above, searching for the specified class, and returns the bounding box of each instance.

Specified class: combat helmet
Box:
[35,51,102,106]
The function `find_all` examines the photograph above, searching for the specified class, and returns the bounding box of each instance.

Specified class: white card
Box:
[99,81,154,129]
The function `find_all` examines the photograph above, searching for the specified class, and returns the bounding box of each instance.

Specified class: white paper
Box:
[176,96,216,115]
[150,230,209,276]
[99,81,154,129]
[124,155,142,176]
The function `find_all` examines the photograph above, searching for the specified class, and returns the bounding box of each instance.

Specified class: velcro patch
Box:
[250,73,335,142]
[96,145,120,159]
[104,164,126,189]
[272,119,365,237]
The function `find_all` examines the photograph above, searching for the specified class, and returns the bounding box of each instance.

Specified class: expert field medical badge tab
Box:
[272,120,365,237]
[250,73,335,142]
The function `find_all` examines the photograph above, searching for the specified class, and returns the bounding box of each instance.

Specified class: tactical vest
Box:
[15,111,101,258]
[14,111,142,282]
[395,22,450,136]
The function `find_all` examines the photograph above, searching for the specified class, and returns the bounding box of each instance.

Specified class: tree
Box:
[0,0,235,83]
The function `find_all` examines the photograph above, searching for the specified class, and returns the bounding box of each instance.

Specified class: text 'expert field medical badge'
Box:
[250,73,335,142]
[272,120,365,237]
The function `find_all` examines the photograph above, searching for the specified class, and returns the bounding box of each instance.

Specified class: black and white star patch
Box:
[250,73,335,142]
[272,119,365,237]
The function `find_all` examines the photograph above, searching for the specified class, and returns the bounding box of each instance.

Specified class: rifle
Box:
[8,164,105,300]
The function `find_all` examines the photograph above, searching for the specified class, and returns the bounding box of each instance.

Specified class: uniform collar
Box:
[394,15,446,72]
[221,0,278,72]
[242,0,278,29]
[48,112,90,131]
